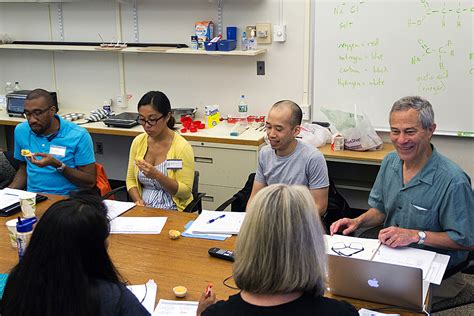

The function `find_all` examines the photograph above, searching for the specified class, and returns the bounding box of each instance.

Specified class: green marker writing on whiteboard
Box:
[456,131,474,137]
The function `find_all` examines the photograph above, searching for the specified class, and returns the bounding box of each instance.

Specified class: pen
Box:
[4,193,19,197]
[207,214,226,224]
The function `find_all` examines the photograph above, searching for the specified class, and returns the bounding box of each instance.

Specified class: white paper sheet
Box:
[188,210,246,235]
[127,279,157,314]
[358,308,400,316]
[103,200,135,220]
[324,234,381,260]
[372,245,436,280]
[0,188,27,209]
[110,217,167,234]
[153,299,198,316]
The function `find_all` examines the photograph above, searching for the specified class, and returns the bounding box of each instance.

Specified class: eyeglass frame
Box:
[23,105,54,119]
[136,114,166,127]
[331,242,364,257]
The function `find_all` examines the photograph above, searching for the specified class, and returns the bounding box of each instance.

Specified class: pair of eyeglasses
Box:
[23,105,53,119]
[137,114,165,126]
[331,242,364,257]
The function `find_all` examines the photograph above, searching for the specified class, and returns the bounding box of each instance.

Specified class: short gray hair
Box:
[233,184,327,296]
[390,96,435,129]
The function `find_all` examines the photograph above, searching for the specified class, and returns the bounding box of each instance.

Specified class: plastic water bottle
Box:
[13,81,22,91]
[238,95,248,126]
[16,217,37,260]
[241,32,248,51]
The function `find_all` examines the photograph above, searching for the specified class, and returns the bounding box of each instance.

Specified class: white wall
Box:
[0,0,306,116]
[1,0,472,181]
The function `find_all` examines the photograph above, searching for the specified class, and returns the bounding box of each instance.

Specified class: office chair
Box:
[183,171,205,213]
[102,170,204,213]
[215,173,255,212]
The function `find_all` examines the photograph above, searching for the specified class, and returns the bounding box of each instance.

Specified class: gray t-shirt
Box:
[255,140,329,190]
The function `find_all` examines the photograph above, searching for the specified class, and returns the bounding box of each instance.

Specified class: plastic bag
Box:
[263,123,332,148]
[321,105,383,151]
[299,123,332,148]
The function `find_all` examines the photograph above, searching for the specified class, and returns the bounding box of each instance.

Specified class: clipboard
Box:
[0,194,48,217]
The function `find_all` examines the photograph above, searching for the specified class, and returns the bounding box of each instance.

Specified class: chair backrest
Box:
[230,173,255,212]
[192,170,199,199]
[95,163,113,197]
[183,170,205,213]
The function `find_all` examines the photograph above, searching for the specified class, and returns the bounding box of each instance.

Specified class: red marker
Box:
[205,283,213,298]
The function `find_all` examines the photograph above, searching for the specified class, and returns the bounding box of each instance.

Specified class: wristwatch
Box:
[56,162,66,173]
[417,231,426,245]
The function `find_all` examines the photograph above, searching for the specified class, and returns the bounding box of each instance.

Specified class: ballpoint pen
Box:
[207,214,226,224]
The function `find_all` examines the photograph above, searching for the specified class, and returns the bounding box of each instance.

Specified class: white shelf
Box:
[0,44,266,57]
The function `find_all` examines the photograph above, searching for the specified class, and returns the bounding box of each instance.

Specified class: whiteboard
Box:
[312,0,473,136]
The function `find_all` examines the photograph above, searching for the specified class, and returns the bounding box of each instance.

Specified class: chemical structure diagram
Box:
[408,0,473,28]
[412,39,455,94]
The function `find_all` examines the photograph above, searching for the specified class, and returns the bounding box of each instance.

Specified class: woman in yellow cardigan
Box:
[126,91,195,211]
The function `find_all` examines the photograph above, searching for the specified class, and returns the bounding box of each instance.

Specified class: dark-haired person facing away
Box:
[248,100,329,216]
[126,91,195,211]
[197,184,358,316]
[8,88,96,195]
[1,194,150,316]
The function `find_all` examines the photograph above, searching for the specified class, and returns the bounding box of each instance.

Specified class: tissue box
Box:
[218,40,236,51]
[205,106,220,129]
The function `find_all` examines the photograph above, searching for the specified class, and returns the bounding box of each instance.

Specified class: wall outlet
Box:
[300,104,310,121]
[273,24,286,42]
[256,23,272,44]
[116,94,128,109]
[95,142,104,155]
[257,61,265,75]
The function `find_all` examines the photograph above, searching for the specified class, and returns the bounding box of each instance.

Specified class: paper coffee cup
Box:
[6,218,18,248]
[19,192,37,218]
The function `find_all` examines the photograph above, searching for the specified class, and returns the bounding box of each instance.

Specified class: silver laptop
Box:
[327,254,425,311]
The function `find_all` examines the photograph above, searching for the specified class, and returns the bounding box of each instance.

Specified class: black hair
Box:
[1,193,123,316]
[272,100,303,127]
[137,90,176,130]
[26,88,57,113]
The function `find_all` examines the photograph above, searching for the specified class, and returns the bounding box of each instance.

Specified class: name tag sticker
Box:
[50,145,66,157]
[167,159,183,170]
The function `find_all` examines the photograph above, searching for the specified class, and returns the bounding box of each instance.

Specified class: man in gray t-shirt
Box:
[249,100,329,215]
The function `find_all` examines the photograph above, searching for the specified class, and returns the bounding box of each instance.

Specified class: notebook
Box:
[327,254,429,311]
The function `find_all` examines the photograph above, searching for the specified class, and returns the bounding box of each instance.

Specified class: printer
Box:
[6,90,58,117]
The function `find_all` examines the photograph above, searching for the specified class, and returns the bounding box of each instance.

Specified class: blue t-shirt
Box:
[14,115,95,195]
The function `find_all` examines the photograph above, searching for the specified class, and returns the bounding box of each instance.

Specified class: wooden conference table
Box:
[0,195,423,315]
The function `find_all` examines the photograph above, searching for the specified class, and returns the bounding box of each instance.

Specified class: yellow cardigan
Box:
[126,132,195,211]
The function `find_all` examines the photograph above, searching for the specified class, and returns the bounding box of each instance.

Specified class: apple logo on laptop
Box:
[368,278,380,288]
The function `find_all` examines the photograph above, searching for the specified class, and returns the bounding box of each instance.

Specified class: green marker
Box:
[456,131,474,137]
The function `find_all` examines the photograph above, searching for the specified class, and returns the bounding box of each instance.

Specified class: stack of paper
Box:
[127,279,157,314]
[110,217,167,234]
[103,199,135,220]
[186,210,246,235]
[0,188,26,210]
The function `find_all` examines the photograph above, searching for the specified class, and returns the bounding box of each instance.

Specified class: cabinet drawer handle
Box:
[195,157,213,164]
[202,195,214,202]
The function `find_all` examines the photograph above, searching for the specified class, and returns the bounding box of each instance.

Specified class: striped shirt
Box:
[138,161,177,210]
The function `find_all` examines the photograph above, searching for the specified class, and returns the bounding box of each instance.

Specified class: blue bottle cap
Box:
[16,217,37,233]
